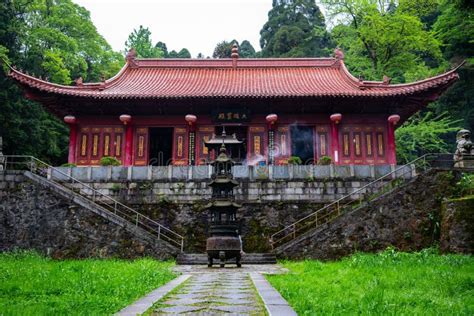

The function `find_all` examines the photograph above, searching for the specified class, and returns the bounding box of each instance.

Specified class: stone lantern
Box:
[205,143,242,268]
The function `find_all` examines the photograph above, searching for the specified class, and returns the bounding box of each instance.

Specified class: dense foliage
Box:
[0,0,122,164]
[212,39,256,58]
[268,248,474,315]
[0,251,176,314]
[260,0,333,57]
[124,25,163,58]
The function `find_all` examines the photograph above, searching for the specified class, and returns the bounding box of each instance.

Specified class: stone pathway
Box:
[117,265,296,316]
[149,272,265,315]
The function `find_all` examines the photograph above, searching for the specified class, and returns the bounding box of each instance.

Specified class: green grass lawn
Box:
[0,251,176,315]
[268,248,474,315]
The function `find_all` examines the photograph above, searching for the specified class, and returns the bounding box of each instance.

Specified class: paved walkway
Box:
[118,265,296,316]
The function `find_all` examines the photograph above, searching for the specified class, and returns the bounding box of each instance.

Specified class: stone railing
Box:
[46,164,415,204]
[49,164,414,182]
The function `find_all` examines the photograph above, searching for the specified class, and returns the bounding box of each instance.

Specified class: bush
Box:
[60,163,76,167]
[99,156,121,166]
[288,156,302,165]
[317,156,332,165]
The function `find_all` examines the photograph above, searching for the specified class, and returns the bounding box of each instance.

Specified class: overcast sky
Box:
[73,0,273,57]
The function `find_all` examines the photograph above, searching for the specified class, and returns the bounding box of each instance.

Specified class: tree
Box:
[212,40,238,58]
[260,0,333,57]
[0,0,123,164]
[239,40,256,58]
[430,0,474,130]
[155,41,168,57]
[395,112,461,163]
[321,0,445,82]
[124,25,163,58]
[177,48,191,58]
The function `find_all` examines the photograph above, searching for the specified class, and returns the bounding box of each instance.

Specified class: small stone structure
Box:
[454,129,474,168]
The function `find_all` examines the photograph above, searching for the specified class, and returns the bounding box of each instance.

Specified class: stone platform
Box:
[177,253,277,265]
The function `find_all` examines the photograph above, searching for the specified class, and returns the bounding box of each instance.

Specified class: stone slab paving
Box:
[116,274,191,316]
[148,271,266,315]
[118,265,296,316]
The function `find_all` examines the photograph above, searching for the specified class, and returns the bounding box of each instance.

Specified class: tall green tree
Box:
[155,41,168,57]
[0,0,123,164]
[260,0,333,57]
[177,48,191,58]
[212,40,238,58]
[239,40,256,58]
[430,0,474,130]
[321,0,445,82]
[124,25,163,58]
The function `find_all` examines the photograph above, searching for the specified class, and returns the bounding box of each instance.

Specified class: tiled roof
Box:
[8,56,460,99]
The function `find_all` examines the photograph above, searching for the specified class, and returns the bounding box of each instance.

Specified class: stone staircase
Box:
[270,153,458,253]
[23,171,181,255]
[177,253,277,265]
[2,155,184,253]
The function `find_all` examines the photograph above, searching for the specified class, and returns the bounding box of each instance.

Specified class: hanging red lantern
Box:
[388,114,400,125]
[119,114,132,125]
[63,115,76,125]
[330,113,342,124]
[185,114,197,125]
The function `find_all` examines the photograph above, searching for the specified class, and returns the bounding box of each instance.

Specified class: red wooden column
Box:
[266,114,278,164]
[387,114,400,165]
[120,114,133,166]
[330,113,342,165]
[64,115,77,164]
[185,114,197,165]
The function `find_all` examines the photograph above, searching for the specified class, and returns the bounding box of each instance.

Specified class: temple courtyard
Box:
[1,250,472,315]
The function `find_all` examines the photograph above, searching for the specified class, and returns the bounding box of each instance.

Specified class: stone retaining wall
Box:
[0,172,178,259]
[277,170,466,260]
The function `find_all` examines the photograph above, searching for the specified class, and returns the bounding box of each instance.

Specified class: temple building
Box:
[8,47,459,166]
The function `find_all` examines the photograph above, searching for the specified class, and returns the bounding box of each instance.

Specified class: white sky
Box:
[72,0,273,57]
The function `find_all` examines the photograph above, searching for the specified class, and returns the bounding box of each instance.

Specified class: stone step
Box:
[177,253,277,265]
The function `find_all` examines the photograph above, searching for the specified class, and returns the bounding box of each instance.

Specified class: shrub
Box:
[317,156,332,165]
[99,156,121,166]
[60,163,76,167]
[288,156,302,165]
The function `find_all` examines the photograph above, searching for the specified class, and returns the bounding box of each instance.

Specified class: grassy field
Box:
[268,248,474,315]
[0,251,176,315]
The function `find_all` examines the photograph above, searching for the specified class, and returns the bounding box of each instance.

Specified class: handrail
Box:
[269,153,459,249]
[1,155,184,251]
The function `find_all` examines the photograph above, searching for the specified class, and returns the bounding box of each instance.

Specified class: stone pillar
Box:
[120,114,133,166]
[64,115,77,164]
[387,114,400,165]
[330,113,342,165]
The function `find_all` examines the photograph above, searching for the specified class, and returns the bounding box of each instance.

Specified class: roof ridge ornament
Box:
[383,75,391,85]
[126,48,138,68]
[74,76,83,86]
[231,43,239,69]
[334,47,344,60]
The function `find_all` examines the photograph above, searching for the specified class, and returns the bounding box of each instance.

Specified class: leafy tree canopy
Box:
[0,0,124,164]
[321,0,446,83]
[260,0,333,57]
[212,39,256,58]
[125,25,163,58]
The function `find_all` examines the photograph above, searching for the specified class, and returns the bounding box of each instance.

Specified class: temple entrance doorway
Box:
[290,125,315,164]
[216,125,247,162]
[149,127,173,166]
